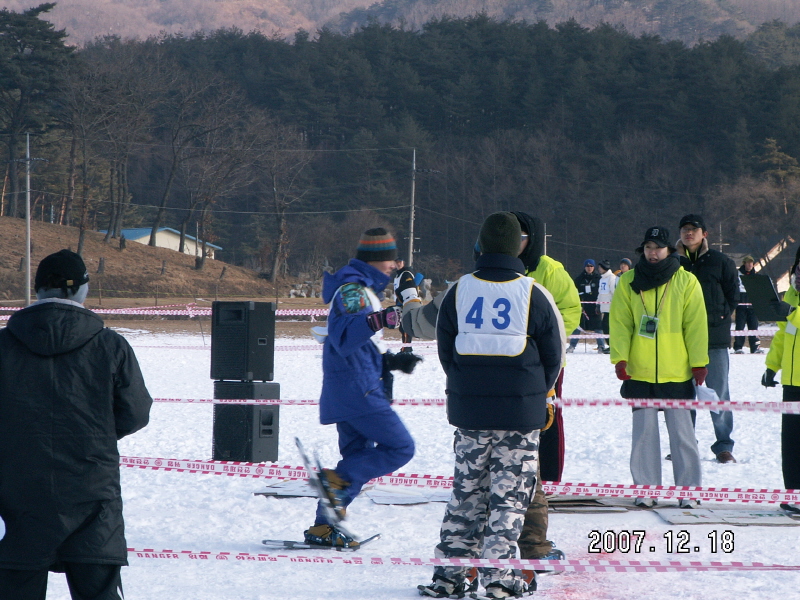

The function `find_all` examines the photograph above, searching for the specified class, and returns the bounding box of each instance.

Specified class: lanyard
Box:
[639,280,670,319]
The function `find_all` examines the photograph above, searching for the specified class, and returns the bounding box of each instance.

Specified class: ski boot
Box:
[303,524,359,549]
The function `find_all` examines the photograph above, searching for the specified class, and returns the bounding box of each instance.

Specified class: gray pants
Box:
[703,348,734,455]
[434,428,539,590]
[630,408,702,487]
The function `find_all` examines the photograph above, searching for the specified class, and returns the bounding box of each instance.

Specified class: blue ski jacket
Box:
[319,259,392,424]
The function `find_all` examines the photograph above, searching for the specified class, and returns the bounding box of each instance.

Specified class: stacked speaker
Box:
[210,302,280,462]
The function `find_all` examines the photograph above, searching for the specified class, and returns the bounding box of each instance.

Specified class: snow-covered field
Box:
[37,329,800,599]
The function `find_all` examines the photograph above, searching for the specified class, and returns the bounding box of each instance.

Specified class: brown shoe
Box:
[716,451,737,464]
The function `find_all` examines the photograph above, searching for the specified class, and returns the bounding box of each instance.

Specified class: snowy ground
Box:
[36,329,800,599]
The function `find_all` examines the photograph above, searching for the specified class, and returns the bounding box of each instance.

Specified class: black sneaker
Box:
[781,503,800,516]
[418,574,470,598]
[482,580,531,599]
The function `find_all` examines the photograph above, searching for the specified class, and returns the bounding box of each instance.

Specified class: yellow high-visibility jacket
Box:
[527,255,582,335]
[765,287,800,386]
[610,266,708,383]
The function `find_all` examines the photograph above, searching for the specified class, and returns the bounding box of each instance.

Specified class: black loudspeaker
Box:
[210,301,276,381]
[212,382,280,462]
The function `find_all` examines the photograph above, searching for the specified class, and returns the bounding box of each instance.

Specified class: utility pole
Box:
[544,221,552,255]
[25,134,32,306]
[408,148,416,267]
[20,133,48,306]
[715,222,730,254]
[407,151,440,267]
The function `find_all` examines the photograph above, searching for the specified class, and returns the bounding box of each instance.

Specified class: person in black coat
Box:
[733,255,762,354]
[676,215,740,464]
[567,259,605,352]
[0,250,152,600]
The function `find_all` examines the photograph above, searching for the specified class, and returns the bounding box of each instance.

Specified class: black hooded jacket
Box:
[0,300,152,569]
[511,211,546,273]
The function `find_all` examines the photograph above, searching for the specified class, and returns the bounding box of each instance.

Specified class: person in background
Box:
[733,255,763,354]
[610,227,707,509]
[596,259,617,355]
[615,257,633,275]
[761,246,800,516]
[676,214,740,464]
[393,260,422,352]
[567,259,605,353]
[511,211,579,565]
[0,250,152,600]
[304,228,419,549]
[418,212,563,599]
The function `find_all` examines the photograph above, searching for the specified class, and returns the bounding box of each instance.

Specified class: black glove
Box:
[394,270,419,304]
[762,368,778,388]
[366,306,401,332]
[384,351,424,374]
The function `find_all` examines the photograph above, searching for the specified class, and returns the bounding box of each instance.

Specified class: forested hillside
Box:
[3,5,800,283]
[1,0,799,46]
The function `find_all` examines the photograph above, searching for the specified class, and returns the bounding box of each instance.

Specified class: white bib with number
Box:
[454,274,533,357]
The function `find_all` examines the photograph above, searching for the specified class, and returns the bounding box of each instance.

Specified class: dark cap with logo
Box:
[636,226,671,252]
[679,214,706,231]
[35,249,90,292]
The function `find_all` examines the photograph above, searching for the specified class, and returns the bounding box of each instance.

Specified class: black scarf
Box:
[630,254,680,293]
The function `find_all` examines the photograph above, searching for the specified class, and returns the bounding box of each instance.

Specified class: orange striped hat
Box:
[356,228,398,262]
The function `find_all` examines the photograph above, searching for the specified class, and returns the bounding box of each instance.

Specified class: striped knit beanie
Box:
[356,228,398,262]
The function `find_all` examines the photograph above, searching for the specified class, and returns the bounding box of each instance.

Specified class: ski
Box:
[293,437,380,548]
[261,533,381,552]
[295,437,347,526]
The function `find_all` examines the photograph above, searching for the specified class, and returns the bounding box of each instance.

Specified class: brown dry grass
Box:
[0,216,316,308]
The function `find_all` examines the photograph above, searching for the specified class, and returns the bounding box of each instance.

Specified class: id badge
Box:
[638,315,659,339]
[787,322,797,336]
[585,285,592,294]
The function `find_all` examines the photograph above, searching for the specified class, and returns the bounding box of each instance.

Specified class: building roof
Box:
[98,227,222,249]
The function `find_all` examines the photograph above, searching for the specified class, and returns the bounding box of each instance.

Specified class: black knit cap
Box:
[478,212,521,257]
[355,228,398,262]
[35,249,89,292]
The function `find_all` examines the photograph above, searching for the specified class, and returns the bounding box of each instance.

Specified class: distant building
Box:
[98,227,222,260]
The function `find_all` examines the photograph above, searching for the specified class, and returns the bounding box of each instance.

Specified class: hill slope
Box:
[0,217,279,304]
[4,0,799,46]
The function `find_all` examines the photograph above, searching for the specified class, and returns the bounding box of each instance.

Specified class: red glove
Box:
[615,361,631,381]
[692,367,708,386]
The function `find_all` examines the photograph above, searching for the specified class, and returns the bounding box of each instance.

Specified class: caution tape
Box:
[0,305,329,317]
[148,396,800,413]
[126,549,799,572]
[118,455,800,503]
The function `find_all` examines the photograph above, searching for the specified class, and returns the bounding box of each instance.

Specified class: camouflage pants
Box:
[434,428,539,589]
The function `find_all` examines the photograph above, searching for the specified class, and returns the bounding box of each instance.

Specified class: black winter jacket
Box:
[677,240,740,349]
[573,269,602,330]
[0,300,152,569]
[436,253,563,431]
